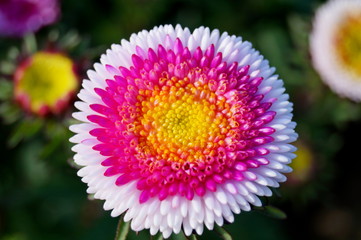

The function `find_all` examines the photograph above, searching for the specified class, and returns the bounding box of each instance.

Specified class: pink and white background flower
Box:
[70,25,298,238]
[310,0,361,101]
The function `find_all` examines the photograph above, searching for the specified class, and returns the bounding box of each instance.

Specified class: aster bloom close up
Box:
[14,51,78,116]
[70,25,297,238]
[310,0,361,101]
[0,0,59,37]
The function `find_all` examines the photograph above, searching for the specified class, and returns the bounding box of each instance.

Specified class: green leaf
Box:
[287,14,311,51]
[114,216,130,240]
[1,233,27,240]
[67,157,81,169]
[40,133,63,158]
[172,231,189,240]
[8,118,43,147]
[215,226,233,240]
[0,79,13,100]
[59,30,81,50]
[265,206,287,219]
[48,29,60,42]
[7,46,20,60]
[0,102,21,124]
[254,205,287,220]
[188,234,198,240]
[151,233,164,240]
[271,188,282,198]
[0,61,15,75]
[18,140,49,187]
[23,33,37,54]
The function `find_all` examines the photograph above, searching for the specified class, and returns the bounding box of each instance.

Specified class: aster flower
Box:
[14,51,78,116]
[310,0,361,101]
[0,0,59,37]
[70,25,297,238]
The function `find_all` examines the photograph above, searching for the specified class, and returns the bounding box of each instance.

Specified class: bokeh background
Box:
[1,0,361,239]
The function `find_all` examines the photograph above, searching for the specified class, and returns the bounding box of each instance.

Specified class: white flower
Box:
[70,25,297,238]
[310,0,361,101]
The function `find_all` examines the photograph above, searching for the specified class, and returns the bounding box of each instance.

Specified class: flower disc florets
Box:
[70,25,297,238]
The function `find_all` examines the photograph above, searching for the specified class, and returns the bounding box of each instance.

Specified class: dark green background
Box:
[1,0,361,239]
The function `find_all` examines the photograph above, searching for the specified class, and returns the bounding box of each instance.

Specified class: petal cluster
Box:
[310,0,361,101]
[0,0,59,37]
[70,25,297,238]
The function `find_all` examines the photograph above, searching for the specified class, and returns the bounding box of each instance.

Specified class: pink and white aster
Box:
[70,25,297,238]
[310,0,361,101]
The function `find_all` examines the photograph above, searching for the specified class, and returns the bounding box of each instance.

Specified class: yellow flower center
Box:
[335,11,361,77]
[16,52,78,113]
[134,76,229,163]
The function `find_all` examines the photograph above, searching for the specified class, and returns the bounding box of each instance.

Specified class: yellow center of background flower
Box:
[335,12,361,77]
[135,77,229,163]
[16,52,78,112]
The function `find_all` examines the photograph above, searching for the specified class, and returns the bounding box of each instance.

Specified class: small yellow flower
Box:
[14,51,78,116]
[288,142,314,184]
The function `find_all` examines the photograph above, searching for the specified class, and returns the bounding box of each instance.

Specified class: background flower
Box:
[286,142,314,185]
[0,0,59,37]
[14,51,78,116]
[310,0,361,101]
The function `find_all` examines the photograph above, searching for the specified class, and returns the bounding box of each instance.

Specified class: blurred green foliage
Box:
[1,0,361,240]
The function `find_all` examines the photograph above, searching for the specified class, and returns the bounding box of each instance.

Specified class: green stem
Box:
[151,233,164,240]
[189,234,198,240]
[215,225,233,240]
[114,216,130,240]
[24,33,37,54]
